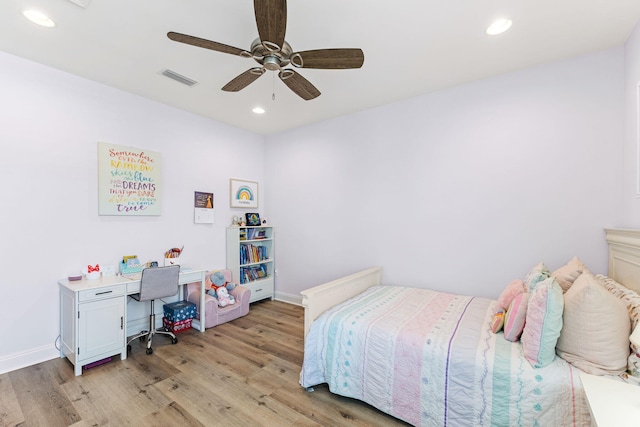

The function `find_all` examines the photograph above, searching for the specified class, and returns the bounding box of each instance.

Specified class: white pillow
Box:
[556,273,630,375]
[551,256,589,293]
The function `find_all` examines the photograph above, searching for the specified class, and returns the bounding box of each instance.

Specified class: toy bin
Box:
[163,300,196,322]
[162,317,192,333]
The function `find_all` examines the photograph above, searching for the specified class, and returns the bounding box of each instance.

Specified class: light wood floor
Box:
[0,300,409,426]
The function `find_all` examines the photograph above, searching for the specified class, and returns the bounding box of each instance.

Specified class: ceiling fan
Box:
[167,0,364,101]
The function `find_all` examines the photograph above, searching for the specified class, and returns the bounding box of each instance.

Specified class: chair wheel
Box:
[146,347,153,355]
[171,337,178,345]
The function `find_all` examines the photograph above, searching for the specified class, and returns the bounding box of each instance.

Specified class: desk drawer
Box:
[79,284,126,302]
[126,281,141,295]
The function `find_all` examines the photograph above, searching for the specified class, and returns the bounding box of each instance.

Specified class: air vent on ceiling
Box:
[161,69,198,87]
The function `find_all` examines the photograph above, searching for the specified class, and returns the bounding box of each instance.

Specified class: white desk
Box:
[58,267,206,375]
[579,371,640,426]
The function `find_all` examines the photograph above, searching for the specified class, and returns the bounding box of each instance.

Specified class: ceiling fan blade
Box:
[254,0,287,52]
[290,48,365,69]
[222,68,266,92]
[278,69,320,100]
[167,31,250,57]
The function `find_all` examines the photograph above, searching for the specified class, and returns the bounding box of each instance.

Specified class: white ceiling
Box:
[2,0,640,135]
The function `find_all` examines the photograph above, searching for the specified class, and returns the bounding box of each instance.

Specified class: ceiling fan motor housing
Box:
[251,38,292,70]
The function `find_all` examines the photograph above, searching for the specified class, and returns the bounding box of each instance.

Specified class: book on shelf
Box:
[240,244,269,265]
[239,263,268,284]
[246,228,268,240]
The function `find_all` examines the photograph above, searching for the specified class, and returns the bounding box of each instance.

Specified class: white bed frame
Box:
[300,267,382,337]
[300,229,640,337]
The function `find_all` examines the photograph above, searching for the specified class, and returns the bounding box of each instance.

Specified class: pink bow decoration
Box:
[87,264,100,273]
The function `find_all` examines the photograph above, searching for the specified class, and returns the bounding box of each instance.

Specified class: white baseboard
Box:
[274,291,302,306]
[0,344,59,375]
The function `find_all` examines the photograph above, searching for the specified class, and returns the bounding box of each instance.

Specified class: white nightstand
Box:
[579,371,640,426]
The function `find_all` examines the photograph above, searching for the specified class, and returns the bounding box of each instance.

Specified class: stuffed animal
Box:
[215,286,235,307]
[211,271,236,291]
[206,271,237,305]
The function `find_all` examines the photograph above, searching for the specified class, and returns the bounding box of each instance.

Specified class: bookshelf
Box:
[226,226,274,303]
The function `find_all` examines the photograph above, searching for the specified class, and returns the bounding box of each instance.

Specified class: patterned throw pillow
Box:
[504,293,528,342]
[524,261,550,292]
[596,274,640,336]
[596,274,640,379]
[521,277,564,368]
[490,309,506,333]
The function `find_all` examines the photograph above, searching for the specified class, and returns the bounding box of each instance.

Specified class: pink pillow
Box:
[496,279,525,311]
[504,293,528,342]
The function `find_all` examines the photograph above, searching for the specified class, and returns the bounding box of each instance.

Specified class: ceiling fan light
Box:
[263,56,280,71]
[486,18,512,35]
[22,9,56,28]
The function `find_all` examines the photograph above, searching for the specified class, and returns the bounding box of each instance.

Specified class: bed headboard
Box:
[605,228,640,293]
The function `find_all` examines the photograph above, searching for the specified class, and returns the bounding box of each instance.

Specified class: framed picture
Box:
[230,178,258,208]
[245,213,261,226]
[97,142,162,216]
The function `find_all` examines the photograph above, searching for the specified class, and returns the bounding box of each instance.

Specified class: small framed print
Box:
[245,212,261,226]
[230,178,258,208]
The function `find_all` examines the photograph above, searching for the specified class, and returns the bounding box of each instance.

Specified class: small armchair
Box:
[184,269,250,329]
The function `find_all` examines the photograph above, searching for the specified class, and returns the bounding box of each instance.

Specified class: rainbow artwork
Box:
[236,186,254,202]
[230,179,258,208]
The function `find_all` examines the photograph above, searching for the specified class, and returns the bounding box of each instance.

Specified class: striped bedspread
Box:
[300,286,591,426]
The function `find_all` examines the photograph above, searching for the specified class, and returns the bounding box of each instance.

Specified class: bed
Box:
[299,228,640,426]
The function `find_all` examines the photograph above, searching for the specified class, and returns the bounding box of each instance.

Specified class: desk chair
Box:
[127,265,180,355]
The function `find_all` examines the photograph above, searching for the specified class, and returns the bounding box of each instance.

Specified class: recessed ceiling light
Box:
[252,107,265,114]
[486,18,512,36]
[22,9,56,28]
